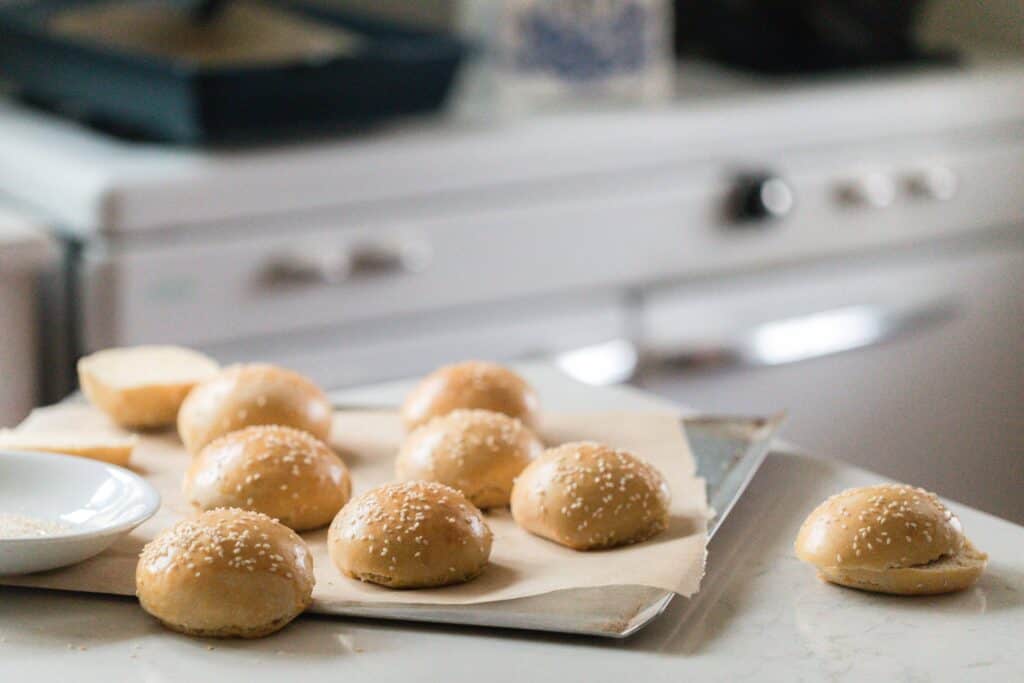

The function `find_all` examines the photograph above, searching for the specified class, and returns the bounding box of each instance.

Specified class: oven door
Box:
[559,233,1024,523]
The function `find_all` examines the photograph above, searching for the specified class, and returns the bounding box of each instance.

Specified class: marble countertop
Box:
[2,366,1021,682]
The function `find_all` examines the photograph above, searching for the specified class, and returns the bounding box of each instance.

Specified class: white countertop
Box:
[2,367,1021,681]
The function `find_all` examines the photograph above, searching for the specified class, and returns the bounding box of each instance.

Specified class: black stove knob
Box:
[731,174,795,223]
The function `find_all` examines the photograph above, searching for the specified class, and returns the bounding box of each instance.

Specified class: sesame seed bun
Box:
[177,364,332,454]
[136,508,315,638]
[795,484,988,595]
[401,361,540,431]
[184,426,352,531]
[78,346,219,429]
[396,409,543,509]
[510,442,671,551]
[327,481,493,589]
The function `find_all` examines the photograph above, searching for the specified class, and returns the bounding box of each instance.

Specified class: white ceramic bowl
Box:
[0,450,160,575]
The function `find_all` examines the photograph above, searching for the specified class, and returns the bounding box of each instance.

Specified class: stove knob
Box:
[732,174,795,222]
[906,165,958,201]
[836,172,896,209]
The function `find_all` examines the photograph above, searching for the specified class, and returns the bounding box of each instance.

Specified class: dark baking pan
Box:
[0,0,469,144]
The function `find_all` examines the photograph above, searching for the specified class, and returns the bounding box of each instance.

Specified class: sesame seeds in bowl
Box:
[0,449,160,575]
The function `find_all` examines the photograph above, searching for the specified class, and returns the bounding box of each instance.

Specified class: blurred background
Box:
[0,0,1021,520]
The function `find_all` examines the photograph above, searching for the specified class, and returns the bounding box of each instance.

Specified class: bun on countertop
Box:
[0,429,136,466]
[401,361,540,431]
[510,441,671,551]
[327,481,492,589]
[795,484,987,595]
[395,409,543,509]
[78,346,219,429]
[184,425,351,531]
[136,508,315,638]
[177,363,332,454]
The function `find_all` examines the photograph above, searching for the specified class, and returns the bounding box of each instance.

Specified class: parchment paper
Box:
[1,404,709,608]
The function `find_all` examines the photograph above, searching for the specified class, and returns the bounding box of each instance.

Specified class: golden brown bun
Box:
[814,540,988,595]
[78,346,219,429]
[0,429,136,466]
[510,441,671,550]
[395,409,543,509]
[401,361,540,431]
[327,481,492,589]
[184,426,352,531]
[795,484,988,595]
[177,363,332,454]
[136,508,315,638]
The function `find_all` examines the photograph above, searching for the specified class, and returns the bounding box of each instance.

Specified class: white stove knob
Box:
[836,172,896,209]
[906,165,958,201]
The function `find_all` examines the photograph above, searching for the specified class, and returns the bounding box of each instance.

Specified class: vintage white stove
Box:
[0,60,1021,520]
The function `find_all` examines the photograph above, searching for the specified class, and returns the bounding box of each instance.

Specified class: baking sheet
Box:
[1,406,709,609]
[307,414,782,637]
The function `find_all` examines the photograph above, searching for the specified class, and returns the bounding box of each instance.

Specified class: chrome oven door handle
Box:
[640,299,958,374]
[551,298,957,386]
[552,339,642,386]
